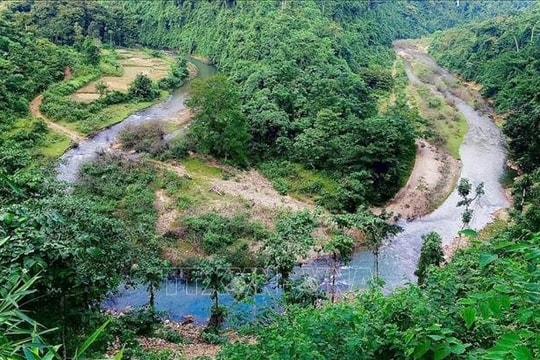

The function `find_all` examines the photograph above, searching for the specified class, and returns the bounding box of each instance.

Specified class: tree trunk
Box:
[62,295,67,360]
[374,249,379,278]
[331,253,337,303]
[208,290,224,329]
[149,285,155,310]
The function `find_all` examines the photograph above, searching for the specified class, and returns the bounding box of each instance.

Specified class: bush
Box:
[152,326,185,344]
[100,90,128,105]
[118,122,167,155]
[201,328,228,345]
[184,213,266,254]
[113,308,160,337]
[158,59,189,91]
[161,135,196,160]
[128,73,159,100]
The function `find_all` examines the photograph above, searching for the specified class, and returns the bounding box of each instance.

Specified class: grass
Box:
[36,131,71,159]
[288,165,339,201]
[477,218,509,241]
[407,82,468,159]
[153,158,224,216]
[183,157,222,178]
[259,161,340,204]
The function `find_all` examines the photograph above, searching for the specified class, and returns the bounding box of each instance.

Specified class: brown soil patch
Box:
[155,189,179,235]
[211,170,311,212]
[72,49,173,103]
[381,140,461,220]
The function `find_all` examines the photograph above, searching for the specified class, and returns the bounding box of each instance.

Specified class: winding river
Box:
[344,42,509,289]
[85,48,507,324]
[56,56,216,182]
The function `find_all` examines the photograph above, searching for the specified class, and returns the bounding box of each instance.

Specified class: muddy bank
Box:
[382,140,460,220]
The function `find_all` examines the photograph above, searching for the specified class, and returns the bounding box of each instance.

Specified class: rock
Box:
[182,315,194,325]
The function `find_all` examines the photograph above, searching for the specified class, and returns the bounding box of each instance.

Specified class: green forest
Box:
[1,0,539,359]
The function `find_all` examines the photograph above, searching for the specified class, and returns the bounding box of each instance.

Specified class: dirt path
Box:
[154,189,179,235]
[30,94,86,143]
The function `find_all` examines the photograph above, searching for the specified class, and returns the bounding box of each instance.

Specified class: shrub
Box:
[184,213,266,255]
[152,326,185,344]
[128,73,159,100]
[161,135,196,160]
[100,90,128,105]
[118,122,167,155]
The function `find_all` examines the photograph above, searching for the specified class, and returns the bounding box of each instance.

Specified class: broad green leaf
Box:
[428,335,444,341]
[413,340,431,359]
[489,298,502,318]
[73,320,109,359]
[434,345,451,360]
[490,332,521,351]
[479,302,491,318]
[450,343,467,354]
[461,307,476,329]
[479,253,498,268]
[511,346,533,360]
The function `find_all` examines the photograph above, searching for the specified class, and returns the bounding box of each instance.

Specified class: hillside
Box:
[1,1,539,359]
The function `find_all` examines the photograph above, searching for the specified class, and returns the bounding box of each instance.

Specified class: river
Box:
[56,56,216,182]
[341,42,509,289]
[96,48,508,324]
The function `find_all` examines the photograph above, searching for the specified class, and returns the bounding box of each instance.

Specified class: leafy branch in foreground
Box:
[457,178,485,228]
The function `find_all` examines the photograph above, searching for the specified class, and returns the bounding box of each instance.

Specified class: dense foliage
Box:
[0,187,132,352]
[0,15,76,203]
[430,4,540,173]
[8,0,139,47]
[118,0,531,207]
[1,0,538,358]
[0,17,68,123]
[221,228,540,359]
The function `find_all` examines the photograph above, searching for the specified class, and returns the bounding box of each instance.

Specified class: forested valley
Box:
[0,0,539,359]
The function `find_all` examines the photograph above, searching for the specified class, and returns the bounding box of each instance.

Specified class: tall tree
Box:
[133,255,170,313]
[415,231,444,286]
[324,234,355,302]
[263,211,316,291]
[196,257,233,330]
[187,75,250,166]
[335,208,402,278]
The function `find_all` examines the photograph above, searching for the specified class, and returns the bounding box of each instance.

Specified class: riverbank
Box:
[381,140,461,221]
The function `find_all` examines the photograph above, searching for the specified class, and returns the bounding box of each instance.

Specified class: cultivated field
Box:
[72,49,173,103]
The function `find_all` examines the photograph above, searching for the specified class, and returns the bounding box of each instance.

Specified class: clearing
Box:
[72,49,173,103]
[146,156,314,264]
